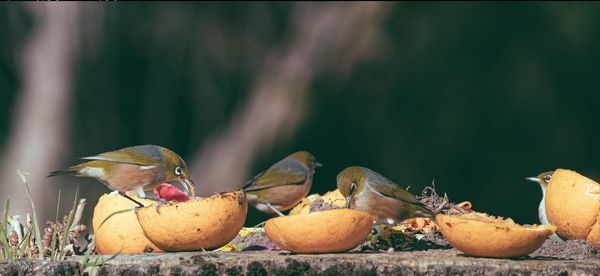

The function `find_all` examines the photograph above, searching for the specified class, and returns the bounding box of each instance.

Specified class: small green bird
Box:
[337,166,433,225]
[526,171,554,226]
[48,145,195,207]
[526,170,563,241]
[242,151,321,216]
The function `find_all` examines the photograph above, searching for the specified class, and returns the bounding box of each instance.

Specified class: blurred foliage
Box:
[1,3,600,225]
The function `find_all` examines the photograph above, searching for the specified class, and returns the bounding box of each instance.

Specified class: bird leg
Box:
[118,191,145,208]
[154,198,167,214]
[267,203,285,217]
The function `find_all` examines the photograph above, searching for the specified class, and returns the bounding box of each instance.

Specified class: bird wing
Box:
[79,145,161,166]
[367,173,425,206]
[242,158,308,192]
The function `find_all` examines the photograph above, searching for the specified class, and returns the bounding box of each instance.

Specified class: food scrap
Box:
[289,189,346,215]
[225,227,279,251]
[153,183,190,202]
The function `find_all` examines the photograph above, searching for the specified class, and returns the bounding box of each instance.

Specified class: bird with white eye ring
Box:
[49,144,195,207]
[526,170,564,241]
[337,166,433,225]
[243,151,321,216]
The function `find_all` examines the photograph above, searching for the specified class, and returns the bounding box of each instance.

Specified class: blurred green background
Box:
[1,2,599,226]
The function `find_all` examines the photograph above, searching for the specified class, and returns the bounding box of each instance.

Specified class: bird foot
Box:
[155,198,167,214]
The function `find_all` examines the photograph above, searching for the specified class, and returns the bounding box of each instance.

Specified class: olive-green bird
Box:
[526,170,564,241]
[337,166,433,225]
[242,151,321,216]
[48,145,195,207]
[526,171,554,226]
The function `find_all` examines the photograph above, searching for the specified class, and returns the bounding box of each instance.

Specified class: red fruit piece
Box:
[153,183,190,202]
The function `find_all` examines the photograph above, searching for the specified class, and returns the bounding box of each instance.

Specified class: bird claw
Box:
[155,198,167,214]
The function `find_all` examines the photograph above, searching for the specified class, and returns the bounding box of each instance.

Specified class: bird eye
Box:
[174,166,183,177]
[543,175,551,183]
[350,182,357,195]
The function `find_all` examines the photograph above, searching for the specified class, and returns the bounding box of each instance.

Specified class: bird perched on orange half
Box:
[337,166,433,225]
[48,144,195,207]
[242,151,321,216]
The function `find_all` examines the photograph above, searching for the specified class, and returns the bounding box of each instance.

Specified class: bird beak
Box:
[345,196,352,208]
[315,162,323,168]
[525,177,539,183]
[180,177,196,197]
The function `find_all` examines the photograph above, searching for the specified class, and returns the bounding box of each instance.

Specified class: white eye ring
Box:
[350,182,357,194]
[544,175,551,183]
[174,167,183,176]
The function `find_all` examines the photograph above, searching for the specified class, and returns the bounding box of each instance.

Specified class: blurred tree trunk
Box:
[192,2,388,195]
[0,3,80,216]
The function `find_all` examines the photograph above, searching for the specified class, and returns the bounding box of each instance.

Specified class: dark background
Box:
[1,2,599,226]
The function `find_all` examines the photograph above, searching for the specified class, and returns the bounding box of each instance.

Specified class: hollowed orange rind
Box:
[92,194,162,254]
[265,208,373,253]
[437,212,556,258]
[545,168,600,247]
[135,191,247,251]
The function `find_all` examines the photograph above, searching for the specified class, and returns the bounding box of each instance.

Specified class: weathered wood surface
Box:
[0,259,81,275]
[2,249,598,275]
[65,249,600,275]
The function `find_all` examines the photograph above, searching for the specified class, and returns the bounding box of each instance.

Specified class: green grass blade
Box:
[18,170,43,259]
[94,251,119,266]
[17,215,32,258]
[50,190,61,260]
[18,230,30,255]
[59,188,78,260]
[1,198,8,233]
[81,234,120,275]
[81,234,95,269]
[0,198,13,260]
